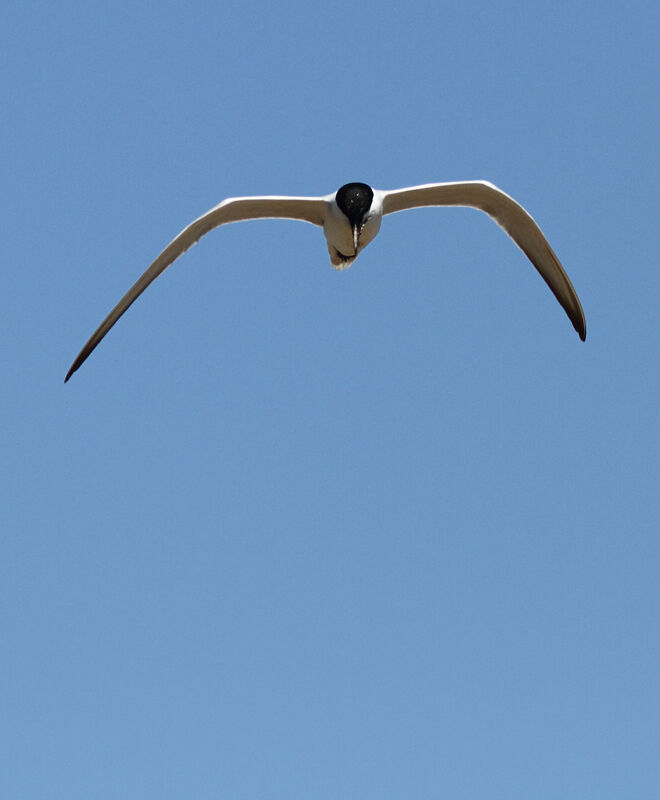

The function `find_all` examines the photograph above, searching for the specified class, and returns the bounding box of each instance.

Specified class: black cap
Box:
[335,183,374,226]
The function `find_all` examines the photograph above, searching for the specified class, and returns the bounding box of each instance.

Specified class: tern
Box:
[65,180,586,381]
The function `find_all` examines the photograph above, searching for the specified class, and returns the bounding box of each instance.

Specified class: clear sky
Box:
[3,1,659,797]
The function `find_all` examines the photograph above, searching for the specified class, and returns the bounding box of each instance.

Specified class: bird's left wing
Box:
[65,195,328,381]
[381,181,586,340]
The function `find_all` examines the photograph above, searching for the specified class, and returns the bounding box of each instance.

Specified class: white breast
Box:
[322,191,384,267]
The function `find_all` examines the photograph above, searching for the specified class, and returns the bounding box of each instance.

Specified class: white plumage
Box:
[65,180,586,381]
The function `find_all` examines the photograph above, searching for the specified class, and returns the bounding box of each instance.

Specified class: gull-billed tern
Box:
[65,180,586,381]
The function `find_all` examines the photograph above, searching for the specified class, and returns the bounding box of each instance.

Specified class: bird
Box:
[65,180,586,381]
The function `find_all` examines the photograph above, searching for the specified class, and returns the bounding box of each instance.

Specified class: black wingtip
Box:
[64,365,75,383]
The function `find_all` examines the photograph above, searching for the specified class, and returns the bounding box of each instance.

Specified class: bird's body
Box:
[324,182,382,268]
[65,180,586,381]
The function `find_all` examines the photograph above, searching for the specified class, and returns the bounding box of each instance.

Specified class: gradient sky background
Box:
[3,1,659,797]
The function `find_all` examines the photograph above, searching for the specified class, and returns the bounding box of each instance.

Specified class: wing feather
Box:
[65,196,327,381]
[382,181,586,340]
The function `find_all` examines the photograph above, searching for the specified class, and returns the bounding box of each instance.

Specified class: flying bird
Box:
[65,181,586,381]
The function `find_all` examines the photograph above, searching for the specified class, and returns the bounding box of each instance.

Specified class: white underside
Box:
[323,191,384,270]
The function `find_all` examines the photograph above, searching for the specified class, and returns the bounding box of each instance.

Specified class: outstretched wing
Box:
[381,181,586,340]
[65,195,327,381]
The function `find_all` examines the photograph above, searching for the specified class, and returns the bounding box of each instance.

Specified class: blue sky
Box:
[3,1,659,797]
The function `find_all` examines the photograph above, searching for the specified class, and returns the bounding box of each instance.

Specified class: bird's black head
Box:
[335,182,374,226]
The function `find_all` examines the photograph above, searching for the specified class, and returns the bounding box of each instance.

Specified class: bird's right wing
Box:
[65,195,328,381]
[381,181,586,340]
